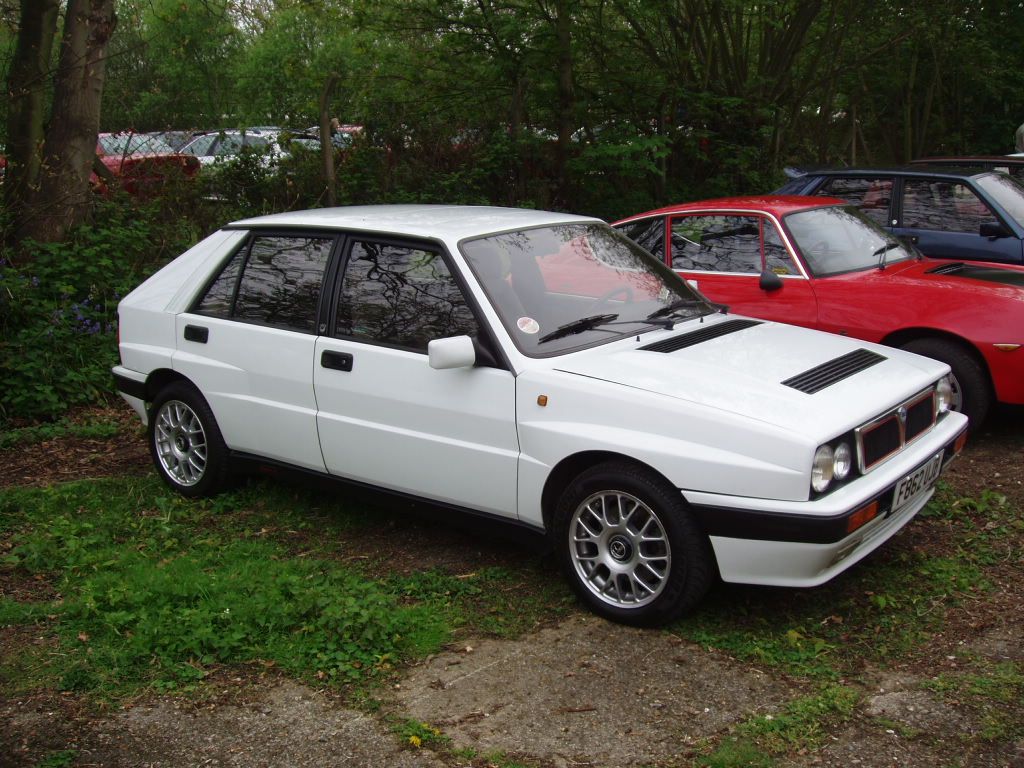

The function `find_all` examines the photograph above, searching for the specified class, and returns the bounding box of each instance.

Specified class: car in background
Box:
[113,205,966,625]
[614,196,1024,427]
[776,167,1024,266]
[94,132,200,197]
[178,128,320,166]
[910,156,1024,182]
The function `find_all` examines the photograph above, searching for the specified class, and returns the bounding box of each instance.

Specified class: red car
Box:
[614,196,1024,426]
[93,132,200,198]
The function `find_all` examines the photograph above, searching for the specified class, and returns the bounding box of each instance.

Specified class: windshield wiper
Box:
[872,242,901,270]
[537,313,619,344]
[646,298,707,320]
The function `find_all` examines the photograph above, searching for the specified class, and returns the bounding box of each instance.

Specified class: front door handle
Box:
[321,350,353,372]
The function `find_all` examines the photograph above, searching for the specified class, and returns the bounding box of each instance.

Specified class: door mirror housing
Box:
[759,269,784,292]
[428,335,477,369]
[980,221,1010,239]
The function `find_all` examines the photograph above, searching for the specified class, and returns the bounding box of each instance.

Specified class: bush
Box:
[0,199,196,426]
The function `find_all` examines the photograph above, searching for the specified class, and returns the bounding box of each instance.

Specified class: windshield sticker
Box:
[517,317,540,334]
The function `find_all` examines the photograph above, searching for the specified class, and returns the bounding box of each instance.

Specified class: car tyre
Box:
[148,381,229,497]
[900,338,991,428]
[553,461,715,626]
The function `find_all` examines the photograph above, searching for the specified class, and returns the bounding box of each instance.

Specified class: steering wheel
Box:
[587,285,634,313]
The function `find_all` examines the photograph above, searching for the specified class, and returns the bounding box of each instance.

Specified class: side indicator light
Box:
[954,431,968,454]
[537,395,548,407]
[847,500,879,534]
[993,343,1021,352]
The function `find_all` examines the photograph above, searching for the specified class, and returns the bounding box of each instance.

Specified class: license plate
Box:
[892,451,943,511]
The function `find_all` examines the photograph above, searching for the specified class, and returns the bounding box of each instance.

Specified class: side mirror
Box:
[980,221,1010,239]
[759,269,783,292]
[428,335,477,369]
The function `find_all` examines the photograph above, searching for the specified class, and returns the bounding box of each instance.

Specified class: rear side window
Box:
[194,234,333,333]
[901,180,995,232]
[816,177,893,225]
[615,219,665,259]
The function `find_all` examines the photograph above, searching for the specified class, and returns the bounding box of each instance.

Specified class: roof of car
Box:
[614,195,847,223]
[785,165,993,180]
[911,155,1024,165]
[228,205,601,240]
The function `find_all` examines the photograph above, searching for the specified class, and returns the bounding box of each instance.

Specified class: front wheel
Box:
[553,462,715,626]
[148,381,229,497]
[900,338,992,429]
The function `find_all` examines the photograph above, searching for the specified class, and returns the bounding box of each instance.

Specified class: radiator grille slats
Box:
[782,348,886,394]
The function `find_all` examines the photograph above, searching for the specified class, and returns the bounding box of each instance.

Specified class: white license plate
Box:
[892,451,943,511]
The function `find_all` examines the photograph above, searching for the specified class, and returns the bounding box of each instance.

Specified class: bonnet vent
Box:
[925,262,965,275]
[782,348,886,394]
[639,318,762,353]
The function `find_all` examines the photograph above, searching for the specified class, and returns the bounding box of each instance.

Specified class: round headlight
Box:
[936,375,953,414]
[812,444,835,493]
[833,442,853,480]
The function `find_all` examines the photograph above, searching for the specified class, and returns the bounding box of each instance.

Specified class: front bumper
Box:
[684,412,968,587]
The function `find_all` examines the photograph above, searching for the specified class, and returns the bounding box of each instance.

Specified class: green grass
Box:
[0,414,122,450]
[697,684,859,767]
[0,476,565,699]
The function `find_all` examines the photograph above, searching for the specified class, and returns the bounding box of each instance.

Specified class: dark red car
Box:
[614,196,1024,426]
[93,132,200,197]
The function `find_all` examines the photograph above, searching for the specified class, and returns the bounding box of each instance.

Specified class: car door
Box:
[664,212,818,328]
[174,231,335,472]
[313,236,520,518]
[895,178,1023,264]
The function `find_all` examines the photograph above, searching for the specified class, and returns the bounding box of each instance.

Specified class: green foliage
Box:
[0,477,448,695]
[393,719,448,749]
[0,199,197,425]
[34,751,77,768]
[0,414,120,450]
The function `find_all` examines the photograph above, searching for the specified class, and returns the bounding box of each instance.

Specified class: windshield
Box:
[975,172,1024,225]
[783,205,915,276]
[461,222,713,356]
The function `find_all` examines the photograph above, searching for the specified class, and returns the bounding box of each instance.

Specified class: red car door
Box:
[665,212,820,329]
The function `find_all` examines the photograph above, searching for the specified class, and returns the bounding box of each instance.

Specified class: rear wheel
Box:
[148,381,229,497]
[553,461,714,626]
[900,338,991,428]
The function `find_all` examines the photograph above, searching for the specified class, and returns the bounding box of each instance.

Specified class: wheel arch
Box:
[540,451,680,532]
[881,327,993,390]
[144,368,194,402]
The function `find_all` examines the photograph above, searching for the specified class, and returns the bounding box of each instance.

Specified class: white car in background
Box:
[113,206,968,624]
[179,127,319,166]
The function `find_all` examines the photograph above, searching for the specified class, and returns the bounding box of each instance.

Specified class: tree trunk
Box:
[3,0,59,245]
[319,73,339,207]
[552,0,575,210]
[21,0,117,244]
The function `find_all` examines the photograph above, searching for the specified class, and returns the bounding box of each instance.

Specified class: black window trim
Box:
[189,228,343,336]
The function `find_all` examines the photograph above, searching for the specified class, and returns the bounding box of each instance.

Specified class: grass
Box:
[0,476,563,699]
[0,413,122,450]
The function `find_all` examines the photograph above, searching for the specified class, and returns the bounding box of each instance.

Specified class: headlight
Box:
[833,442,852,480]
[812,444,835,493]
[935,375,953,414]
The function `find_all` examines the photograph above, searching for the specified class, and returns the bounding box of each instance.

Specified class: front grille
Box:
[639,318,761,353]
[782,348,887,394]
[855,388,938,472]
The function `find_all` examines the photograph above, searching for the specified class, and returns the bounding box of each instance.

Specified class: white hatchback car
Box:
[114,206,968,625]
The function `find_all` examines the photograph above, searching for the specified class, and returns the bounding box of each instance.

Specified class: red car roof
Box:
[614,195,847,224]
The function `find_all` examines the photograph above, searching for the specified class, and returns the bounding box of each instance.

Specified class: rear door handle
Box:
[184,324,208,343]
[321,350,353,372]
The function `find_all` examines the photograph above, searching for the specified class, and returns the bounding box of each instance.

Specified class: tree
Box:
[4,0,117,245]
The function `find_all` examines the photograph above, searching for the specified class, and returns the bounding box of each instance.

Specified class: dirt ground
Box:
[1,404,1022,767]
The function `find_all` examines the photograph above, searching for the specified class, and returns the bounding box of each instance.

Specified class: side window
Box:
[233,236,332,332]
[670,215,761,273]
[196,247,245,317]
[763,221,799,275]
[336,241,479,350]
[615,219,664,259]
[902,180,994,232]
[817,177,893,225]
